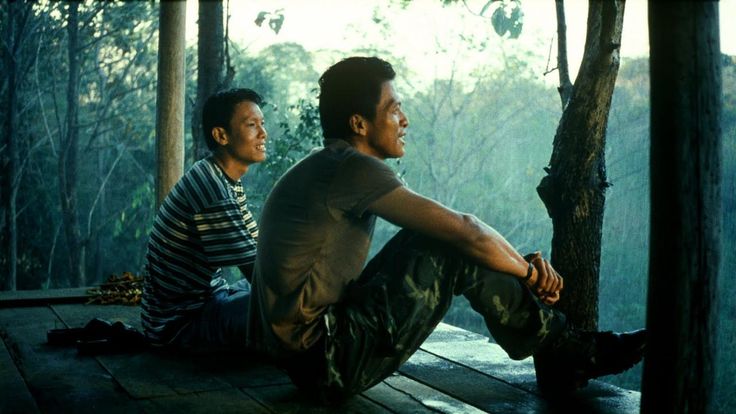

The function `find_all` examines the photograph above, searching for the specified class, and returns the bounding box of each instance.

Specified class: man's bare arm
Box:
[368,186,562,303]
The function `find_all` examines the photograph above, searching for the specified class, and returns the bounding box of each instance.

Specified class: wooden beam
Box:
[643,3,722,413]
[0,288,90,308]
[155,1,186,207]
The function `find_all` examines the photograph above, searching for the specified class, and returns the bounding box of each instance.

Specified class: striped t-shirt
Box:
[141,157,258,344]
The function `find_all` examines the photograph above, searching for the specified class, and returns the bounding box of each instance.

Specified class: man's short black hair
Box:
[202,88,263,151]
[318,57,396,140]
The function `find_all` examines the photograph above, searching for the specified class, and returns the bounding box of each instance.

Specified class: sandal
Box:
[46,318,113,346]
[76,321,147,355]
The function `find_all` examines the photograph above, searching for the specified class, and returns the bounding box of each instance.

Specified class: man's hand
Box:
[524,252,563,305]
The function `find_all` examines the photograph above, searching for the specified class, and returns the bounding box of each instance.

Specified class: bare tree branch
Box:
[86,144,126,240]
[555,0,573,108]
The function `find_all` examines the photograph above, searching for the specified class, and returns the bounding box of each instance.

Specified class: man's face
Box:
[222,101,267,165]
[363,81,409,160]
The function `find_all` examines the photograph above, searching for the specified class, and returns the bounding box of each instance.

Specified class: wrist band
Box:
[522,261,534,283]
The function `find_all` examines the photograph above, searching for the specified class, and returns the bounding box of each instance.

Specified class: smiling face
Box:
[359,81,409,160]
[219,100,268,166]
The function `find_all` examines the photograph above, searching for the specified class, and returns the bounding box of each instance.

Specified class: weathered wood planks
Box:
[0,293,642,413]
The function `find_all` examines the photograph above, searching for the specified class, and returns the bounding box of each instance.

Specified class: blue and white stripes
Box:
[141,157,257,344]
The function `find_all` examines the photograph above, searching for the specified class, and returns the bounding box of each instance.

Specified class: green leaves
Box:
[430,0,524,39]
[255,9,285,34]
[269,14,285,34]
[488,0,523,39]
[254,11,267,26]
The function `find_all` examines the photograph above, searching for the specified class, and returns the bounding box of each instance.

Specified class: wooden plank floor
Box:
[0,290,641,413]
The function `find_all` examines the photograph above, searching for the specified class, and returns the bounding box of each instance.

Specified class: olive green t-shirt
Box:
[248,139,403,355]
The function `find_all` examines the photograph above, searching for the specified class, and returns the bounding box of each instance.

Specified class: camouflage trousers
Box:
[286,229,566,402]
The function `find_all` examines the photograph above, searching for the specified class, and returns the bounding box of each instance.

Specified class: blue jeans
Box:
[168,279,252,353]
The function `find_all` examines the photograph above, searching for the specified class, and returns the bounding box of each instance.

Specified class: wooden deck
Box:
[0,289,641,413]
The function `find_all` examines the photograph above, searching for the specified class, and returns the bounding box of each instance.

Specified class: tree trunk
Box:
[1,2,24,291]
[155,2,186,207]
[58,1,85,287]
[191,0,224,163]
[641,3,721,413]
[93,146,105,283]
[536,1,625,331]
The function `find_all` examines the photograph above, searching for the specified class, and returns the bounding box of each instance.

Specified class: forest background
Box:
[1,1,733,411]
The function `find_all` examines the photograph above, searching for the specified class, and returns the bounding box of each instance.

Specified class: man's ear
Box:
[349,114,369,137]
[211,127,228,147]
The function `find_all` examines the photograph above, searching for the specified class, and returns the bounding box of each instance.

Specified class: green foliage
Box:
[268,98,322,179]
[490,1,523,39]
[254,9,285,34]
[388,63,558,254]
[2,2,159,288]
[231,42,319,109]
[398,0,523,39]
[246,98,322,219]
[225,42,322,218]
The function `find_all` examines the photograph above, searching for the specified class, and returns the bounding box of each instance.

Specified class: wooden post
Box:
[155,1,186,207]
[642,3,721,413]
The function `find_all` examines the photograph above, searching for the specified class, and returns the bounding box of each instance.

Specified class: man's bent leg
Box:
[308,230,565,401]
[459,265,565,360]
[169,281,251,353]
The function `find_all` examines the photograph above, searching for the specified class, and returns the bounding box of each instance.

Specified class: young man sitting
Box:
[141,88,267,352]
[245,57,646,402]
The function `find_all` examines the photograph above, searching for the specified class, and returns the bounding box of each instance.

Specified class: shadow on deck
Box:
[0,289,640,413]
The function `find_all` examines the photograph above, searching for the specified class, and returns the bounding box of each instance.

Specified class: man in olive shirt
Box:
[248,57,645,402]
